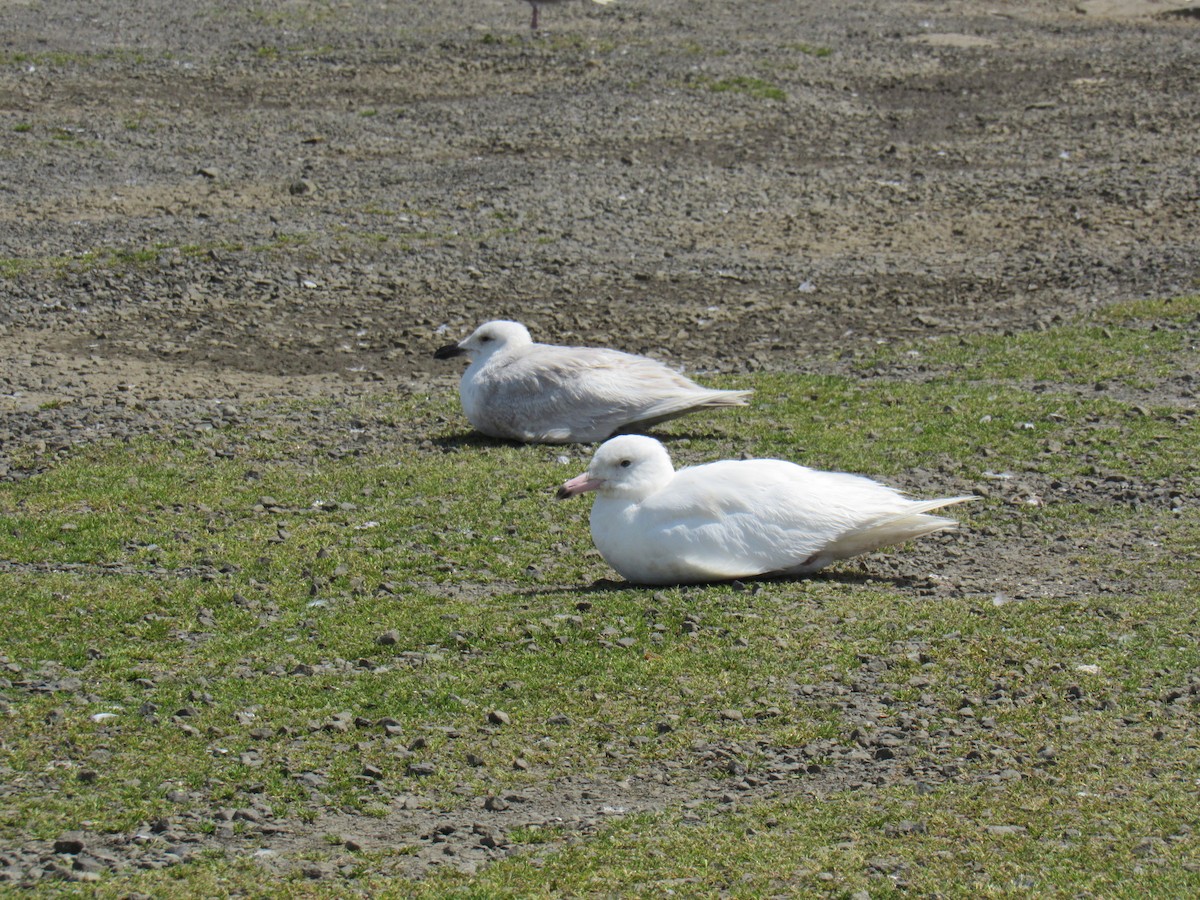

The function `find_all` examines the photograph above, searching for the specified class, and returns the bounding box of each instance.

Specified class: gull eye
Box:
[479,335,493,343]
[619,459,632,468]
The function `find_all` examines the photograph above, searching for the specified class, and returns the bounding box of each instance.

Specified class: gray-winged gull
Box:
[434,320,751,444]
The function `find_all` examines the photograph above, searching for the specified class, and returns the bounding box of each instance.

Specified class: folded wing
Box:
[477,345,749,443]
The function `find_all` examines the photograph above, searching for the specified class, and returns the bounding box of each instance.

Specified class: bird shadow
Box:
[431,431,527,451]
[431,427,735,451]
[513,579,644,599]
[513,567,918,599]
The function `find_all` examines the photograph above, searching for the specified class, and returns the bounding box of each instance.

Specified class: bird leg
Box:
[530,3,540,30]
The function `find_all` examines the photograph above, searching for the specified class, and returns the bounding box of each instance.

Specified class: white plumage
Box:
[557,435,975,585]
[434,320,751,444]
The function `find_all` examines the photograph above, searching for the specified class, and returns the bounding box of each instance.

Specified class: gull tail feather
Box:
[836,495,976,555]
[791,496,976,573]
[625,389,753,430]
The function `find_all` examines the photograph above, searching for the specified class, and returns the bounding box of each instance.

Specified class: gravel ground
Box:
[1,0,1198,885]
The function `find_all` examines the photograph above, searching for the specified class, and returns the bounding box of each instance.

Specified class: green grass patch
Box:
[785,42,834,58]
[414,776,1200,897]
[864,294,1200,388]
[882,326,1188,386]
[0,49,150,68]
[1,296,1197,893]
[745,373,1194,486]
[696,75,787,102]
[1095,293,1200,324]
[0,241,250,280]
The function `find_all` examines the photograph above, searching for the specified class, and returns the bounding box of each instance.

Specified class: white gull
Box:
[434,320,751,444]
[557,435,975,584]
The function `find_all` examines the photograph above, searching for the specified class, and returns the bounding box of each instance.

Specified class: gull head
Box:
[557,435,676,501]
[434,319,532,361]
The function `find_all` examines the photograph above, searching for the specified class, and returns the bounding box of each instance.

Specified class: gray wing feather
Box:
[480,345,748,442]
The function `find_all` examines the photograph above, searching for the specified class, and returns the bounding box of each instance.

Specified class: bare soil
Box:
[1,0,1198,886]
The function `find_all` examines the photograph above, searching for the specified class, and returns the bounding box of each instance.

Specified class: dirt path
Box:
[2,1,1197,420]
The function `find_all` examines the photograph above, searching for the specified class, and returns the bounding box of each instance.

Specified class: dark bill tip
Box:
[434,342,466,360]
